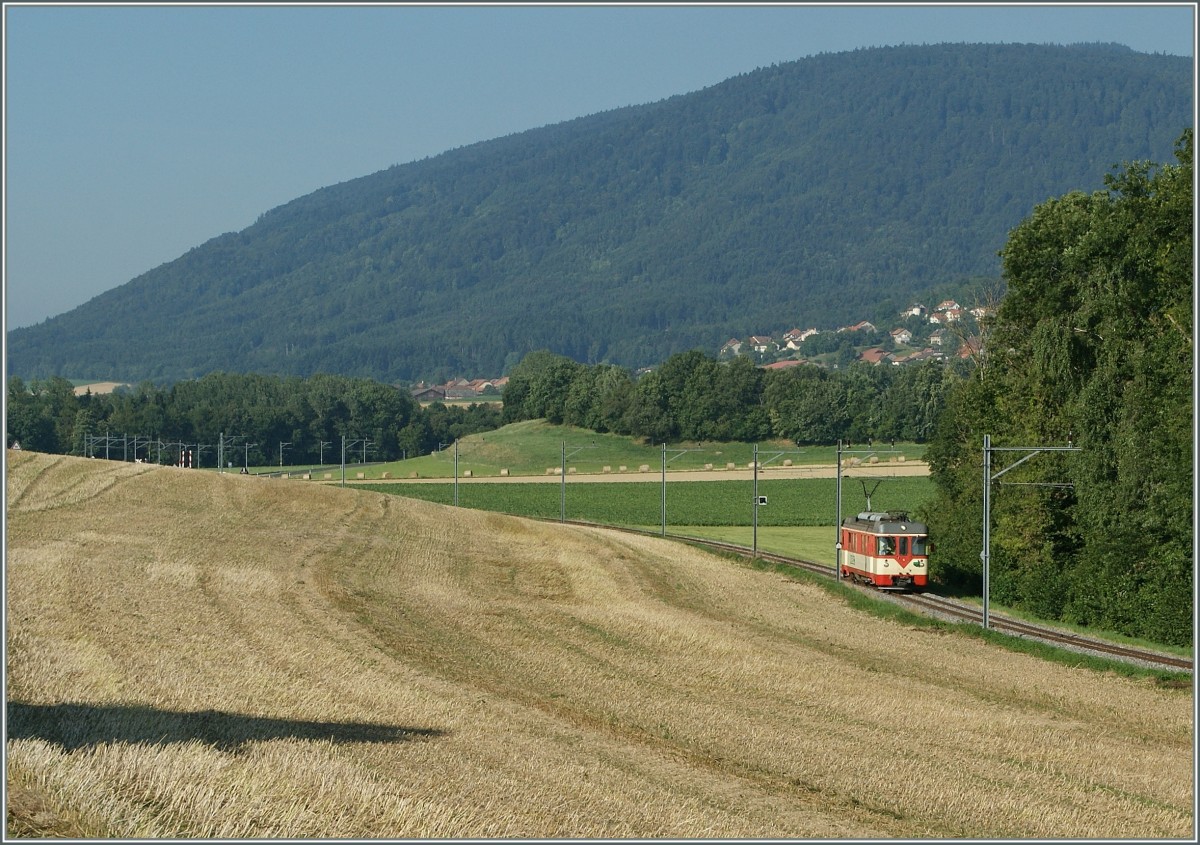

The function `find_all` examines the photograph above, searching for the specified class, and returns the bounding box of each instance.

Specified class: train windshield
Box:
[910,536,928,555]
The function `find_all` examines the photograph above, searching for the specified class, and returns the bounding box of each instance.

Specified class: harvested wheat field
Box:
[4,451,1194,839]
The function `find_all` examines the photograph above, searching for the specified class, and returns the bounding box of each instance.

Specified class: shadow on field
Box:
[5,701,448,753]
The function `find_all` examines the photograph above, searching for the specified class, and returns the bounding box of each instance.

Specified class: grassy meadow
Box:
[6,451,1193,839]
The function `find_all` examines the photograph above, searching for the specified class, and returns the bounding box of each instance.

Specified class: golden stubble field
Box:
[4,451,1194,839]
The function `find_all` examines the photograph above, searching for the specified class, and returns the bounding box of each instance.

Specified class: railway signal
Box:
[752,443,803,560]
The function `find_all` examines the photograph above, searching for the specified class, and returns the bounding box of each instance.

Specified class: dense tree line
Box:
[923,131,1193,646]
[501,348,958,446]
[5,372,501,468]
[7,44,1189,384]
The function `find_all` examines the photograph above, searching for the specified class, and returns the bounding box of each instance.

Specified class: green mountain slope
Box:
[7,43,1191,383]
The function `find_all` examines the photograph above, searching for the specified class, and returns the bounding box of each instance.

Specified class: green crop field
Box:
[361,476,935,528]
[341,420,926,480]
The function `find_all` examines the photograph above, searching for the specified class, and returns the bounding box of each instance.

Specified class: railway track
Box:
[898,591,1193,672]
[560,520,1193,675]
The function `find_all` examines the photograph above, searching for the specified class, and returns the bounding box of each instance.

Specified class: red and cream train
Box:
[837,510,929,590]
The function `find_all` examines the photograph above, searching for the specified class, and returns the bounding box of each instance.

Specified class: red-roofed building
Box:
[858,347,893,365]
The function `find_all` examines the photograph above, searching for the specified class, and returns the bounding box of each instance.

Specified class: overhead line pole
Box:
[343,437,369,486]
[979,436,1084,628]
[753,444,759,558]
[222,434,244,471]
[751,444,805,560]
[560,441,597,523]
[836,440,842,580]
[661,444,704,536]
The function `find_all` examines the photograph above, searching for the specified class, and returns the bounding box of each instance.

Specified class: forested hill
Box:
[7,42,1191,384]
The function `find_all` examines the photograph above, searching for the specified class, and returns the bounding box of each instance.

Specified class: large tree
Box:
[923,130,1192,644]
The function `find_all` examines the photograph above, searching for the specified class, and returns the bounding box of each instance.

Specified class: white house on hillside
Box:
[928,308,964,325]
[748,336,777,354]
[783,327,821,349]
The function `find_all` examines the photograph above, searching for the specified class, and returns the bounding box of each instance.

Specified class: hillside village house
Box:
[958,337,983,360]
[858,347,892,365]
[838,320,876,333]
[411,376,508,402]
[891,347,943,365]
[928,308,964,325]
[748,336,777,355]
[716,298,986,367]
[410,385,447,402]
[783,328,820,349]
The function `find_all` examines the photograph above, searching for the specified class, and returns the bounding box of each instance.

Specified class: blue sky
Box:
[3,2,1196,330]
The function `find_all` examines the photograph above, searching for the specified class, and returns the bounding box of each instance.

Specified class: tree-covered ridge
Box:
[6,43,1191,384]
[924,130,1193,646]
